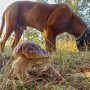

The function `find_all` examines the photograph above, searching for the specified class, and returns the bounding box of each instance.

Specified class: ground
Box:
[0,41,90,90]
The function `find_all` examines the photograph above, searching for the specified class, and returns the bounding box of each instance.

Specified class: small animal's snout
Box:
[40,49,49,59]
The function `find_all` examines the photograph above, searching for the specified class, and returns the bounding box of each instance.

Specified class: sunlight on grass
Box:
[57,40,78,52]
[1,40,90,90]
[41,40,78,52]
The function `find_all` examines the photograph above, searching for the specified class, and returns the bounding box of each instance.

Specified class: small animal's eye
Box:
[42,50,46,53]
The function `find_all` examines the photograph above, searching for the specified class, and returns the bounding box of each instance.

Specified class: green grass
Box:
[0,42,90,90]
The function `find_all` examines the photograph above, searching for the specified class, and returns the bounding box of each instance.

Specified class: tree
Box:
[78,0,90,25]
[37,0,48,3]
[54,0,66,3]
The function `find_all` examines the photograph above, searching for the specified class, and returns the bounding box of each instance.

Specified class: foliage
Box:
[65,0,78,13]
[23,28,44,45]
[54,0,65,3]
[78,0,90,25]
[37,0,48,3]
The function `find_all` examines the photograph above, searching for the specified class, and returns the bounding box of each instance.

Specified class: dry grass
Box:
[0,40,90,90]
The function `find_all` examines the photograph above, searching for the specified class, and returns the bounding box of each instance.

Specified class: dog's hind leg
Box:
[11,29,23,50]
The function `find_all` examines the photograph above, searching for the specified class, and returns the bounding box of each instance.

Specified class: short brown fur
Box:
[0,1,87,52]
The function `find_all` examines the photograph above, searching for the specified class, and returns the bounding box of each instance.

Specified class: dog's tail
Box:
[0,11,5,37]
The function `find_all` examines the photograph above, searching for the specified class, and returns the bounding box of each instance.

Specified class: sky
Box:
[0,0,55,24]
[0,0,35,24]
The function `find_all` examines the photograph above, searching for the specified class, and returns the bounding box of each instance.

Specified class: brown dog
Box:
[0,1,88,52]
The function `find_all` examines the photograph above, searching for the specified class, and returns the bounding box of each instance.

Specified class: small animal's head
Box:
[13,42,49,59]
[76,27,90,51]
